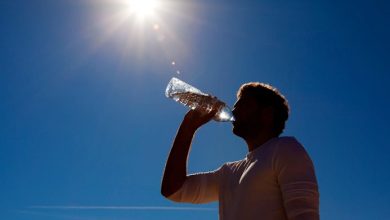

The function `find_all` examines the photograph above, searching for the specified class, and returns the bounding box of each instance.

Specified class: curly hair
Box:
[237,82,290,136]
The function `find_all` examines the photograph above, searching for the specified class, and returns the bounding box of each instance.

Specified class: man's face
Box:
[232,96,264,139]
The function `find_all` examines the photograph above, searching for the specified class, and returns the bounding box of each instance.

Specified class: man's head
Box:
[232,82,289,139]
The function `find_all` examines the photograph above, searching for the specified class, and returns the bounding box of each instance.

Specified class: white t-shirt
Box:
[168,136,319,220]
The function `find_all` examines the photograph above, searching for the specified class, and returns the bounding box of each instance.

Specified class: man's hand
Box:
[182,97,224,130]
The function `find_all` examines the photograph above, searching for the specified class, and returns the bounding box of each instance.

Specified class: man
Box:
[161,82,319,220]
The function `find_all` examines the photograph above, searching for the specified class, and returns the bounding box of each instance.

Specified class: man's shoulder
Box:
[274,136,304,149]
[221,159,247,172]
[273,136,312,162]
[276,136,299,144]
[224,159,246,167]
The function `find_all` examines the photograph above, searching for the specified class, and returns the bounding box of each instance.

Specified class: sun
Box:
[126,0,160,19]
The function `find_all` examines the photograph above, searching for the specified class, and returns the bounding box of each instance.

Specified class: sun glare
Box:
[92,0,186,64]
[127,0,160,19]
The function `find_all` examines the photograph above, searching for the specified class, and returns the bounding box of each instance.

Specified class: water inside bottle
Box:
[171,91,235,122]
[170,91,213,111]
[166,77,235,122]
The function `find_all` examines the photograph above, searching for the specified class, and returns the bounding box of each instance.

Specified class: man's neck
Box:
[245,133,276,152]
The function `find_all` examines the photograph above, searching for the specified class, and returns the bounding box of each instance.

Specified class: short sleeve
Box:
[273,137,320,219]
[168,166,224,204]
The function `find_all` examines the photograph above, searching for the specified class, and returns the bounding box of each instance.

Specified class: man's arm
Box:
[290,212,319,220]
[161,107,218,198]
[273,138,320,220]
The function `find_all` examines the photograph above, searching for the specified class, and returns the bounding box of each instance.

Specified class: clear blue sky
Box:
[1,0,389,219]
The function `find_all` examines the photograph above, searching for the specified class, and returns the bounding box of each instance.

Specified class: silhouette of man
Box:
[161,82,319,220]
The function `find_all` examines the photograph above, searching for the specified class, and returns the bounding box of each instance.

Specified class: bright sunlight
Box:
[126,0,161,19]
[90,0,187,64]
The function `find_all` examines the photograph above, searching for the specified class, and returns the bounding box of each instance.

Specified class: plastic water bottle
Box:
[165,77,235,122]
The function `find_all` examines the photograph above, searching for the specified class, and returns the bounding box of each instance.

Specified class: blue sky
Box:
[1,0,389,219]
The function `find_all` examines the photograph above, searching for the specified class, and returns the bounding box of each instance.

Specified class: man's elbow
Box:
[161,176,186,199]
[161,183,181,200]
[161,187,183,202]
[160,187,172,198]
[289,211,319,220]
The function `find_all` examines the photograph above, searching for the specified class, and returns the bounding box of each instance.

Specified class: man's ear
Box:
[261,106,274,125]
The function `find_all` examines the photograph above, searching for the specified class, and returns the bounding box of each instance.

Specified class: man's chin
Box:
[232,126,243,137]
[232,125,254,140]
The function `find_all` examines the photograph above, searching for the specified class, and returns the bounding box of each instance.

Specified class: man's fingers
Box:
[184,96,224,125]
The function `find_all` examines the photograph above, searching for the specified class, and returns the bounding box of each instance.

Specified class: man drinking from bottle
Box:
[161,82,319,220]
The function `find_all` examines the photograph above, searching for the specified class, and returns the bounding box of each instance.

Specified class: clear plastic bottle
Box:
[165,77,235,122]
